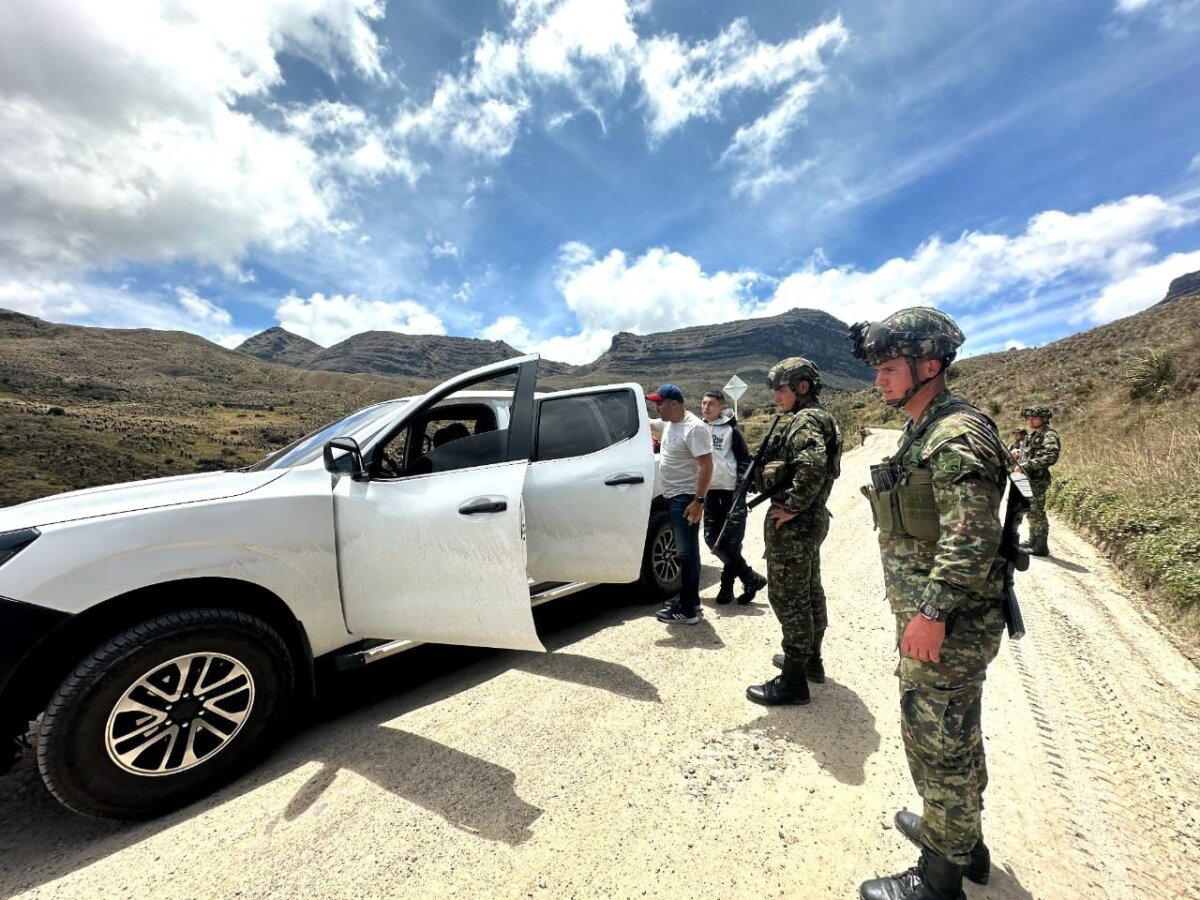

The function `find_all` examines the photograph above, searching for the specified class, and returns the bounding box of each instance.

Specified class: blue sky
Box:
[1,0,1198,363]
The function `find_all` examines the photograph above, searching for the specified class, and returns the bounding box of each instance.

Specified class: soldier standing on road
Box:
[745,358,842,707]
[699,389,768,606]
[849,307,1011,900]
[1018,406,1060,557]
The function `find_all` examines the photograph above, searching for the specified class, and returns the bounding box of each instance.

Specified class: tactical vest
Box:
[758,406,842,496]
[862,401,1007,542]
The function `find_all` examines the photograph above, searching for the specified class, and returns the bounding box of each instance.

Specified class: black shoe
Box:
[747,657,810,705]
[859,851,965,900]
[737,569,767,605]
[715,580,735,605]
[771,652,825,683]
[894,811,990,885]
[1030,536,1050,557]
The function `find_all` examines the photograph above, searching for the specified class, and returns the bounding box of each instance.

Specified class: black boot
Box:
[807,632,826,683]
[747,656,810,706]
[859,850,965,900]
[771,651,826,683]
[1030,535,1050,557]
[894,810,990,885]
[716,571,736,605]
[737,568,767,605]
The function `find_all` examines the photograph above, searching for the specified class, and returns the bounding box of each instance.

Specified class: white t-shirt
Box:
[654,411,713,498]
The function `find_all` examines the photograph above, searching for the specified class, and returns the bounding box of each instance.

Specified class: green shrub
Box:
[1124,348,1175,401]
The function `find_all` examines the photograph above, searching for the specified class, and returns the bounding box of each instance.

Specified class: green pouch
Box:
[861,484,897,534]
[896,469,940,541]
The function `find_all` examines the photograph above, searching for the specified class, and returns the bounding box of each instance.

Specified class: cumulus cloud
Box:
[390,1,846,195]
[490,193,1195,363]
[276,292,447,346]
[0,278,246,347]
[1076,249,1200,323]
[0,0,387,277]
[1004,339,1027,350]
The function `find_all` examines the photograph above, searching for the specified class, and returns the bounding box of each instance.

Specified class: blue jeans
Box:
[667,494,702,613]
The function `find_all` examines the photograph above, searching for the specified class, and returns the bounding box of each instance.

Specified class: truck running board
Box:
[331,581,593,670]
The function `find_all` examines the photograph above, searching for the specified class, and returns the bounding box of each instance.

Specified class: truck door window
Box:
[535,390,638,461]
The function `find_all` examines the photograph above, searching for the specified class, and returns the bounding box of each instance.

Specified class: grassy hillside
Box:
[0,310,420,507]
[820,289,1200,613]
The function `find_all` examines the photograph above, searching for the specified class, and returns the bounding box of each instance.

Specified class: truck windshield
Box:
[248,399,410,471]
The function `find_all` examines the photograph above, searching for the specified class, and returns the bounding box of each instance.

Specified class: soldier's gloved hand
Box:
[901,615,945,663]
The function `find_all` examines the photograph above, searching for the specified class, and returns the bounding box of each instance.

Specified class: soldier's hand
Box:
[767,505,797,530]
[901,615,945,663]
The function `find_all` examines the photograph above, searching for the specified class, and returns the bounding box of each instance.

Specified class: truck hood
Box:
[0,470,290,531]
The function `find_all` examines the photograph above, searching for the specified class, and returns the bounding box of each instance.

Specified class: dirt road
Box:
[2,432,1198,899]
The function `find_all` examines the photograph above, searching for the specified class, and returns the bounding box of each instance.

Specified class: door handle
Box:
[604,473,645,486]
[458,497,508,515]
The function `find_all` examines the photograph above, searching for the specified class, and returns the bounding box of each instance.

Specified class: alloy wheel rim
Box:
[104,652,255,776]
[653,528,680,583]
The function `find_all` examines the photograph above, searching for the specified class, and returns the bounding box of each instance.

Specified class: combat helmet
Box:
[1022,405,1053,420]
[767,356,822,392]
[847,307,964,407]
[847,307,965,366]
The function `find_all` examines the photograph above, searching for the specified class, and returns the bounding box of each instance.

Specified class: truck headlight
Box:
[0,528,40,568]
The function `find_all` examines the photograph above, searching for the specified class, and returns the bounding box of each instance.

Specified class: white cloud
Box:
[389,3,846,195]
[493,192,1196,364]
[276,292,447,346]
[1004,339,1027,350]
[763,194,1194,326]
[0,278,245,347]
[1190,153,1200,172]
[176,288,232,328]
[0,0,386,277]
[1077,250,1200,323]
[481,314,532,349]
[1111,0,1200,29]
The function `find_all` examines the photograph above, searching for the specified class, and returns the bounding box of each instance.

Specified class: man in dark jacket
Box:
[700,389,767,605]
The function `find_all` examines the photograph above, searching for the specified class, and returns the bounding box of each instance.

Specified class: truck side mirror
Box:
[323,436,365,479]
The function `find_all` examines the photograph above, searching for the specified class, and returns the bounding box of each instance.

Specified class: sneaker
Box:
[655,606,698,625]
[737,570,768,605]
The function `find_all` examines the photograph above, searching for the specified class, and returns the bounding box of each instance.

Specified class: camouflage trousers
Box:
[896,602,1004,865]
[1027,471,1051,539]
[763,506,830,662]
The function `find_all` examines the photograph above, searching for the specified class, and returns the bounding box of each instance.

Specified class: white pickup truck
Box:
[0,355,678,819]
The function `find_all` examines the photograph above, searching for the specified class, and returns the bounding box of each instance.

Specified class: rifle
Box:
[713,414,781,551]
[1000,470,1032,639]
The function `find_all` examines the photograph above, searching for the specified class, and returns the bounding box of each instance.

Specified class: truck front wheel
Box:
[37,608,294,819]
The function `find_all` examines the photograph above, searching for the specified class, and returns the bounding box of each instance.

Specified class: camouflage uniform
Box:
[759,396,842,665]
[851,307,1010,899]
[878,390,1009,866]
[1020,411,1060,544]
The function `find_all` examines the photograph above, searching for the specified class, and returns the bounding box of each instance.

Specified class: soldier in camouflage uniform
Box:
[745,357,842,707]
[849,308,1012,900]
[1019,405,1060,557]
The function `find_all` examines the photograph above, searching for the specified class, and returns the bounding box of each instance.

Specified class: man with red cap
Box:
[647,383,713,624]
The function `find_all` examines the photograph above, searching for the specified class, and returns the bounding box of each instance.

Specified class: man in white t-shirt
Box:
[647,383,713,624]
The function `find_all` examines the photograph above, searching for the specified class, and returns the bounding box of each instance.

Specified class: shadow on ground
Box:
[734,678,880,786]
[0,583,659,897]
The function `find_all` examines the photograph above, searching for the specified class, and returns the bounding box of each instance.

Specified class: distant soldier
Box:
[849,307,1012,900]
[746,357,842,706]
[1019,406,1060,557]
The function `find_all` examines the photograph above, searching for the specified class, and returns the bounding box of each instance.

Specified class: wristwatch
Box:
[693,496,705,504]
[916,600,949,622]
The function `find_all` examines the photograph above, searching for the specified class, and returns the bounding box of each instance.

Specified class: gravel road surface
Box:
[2,432,1197,899]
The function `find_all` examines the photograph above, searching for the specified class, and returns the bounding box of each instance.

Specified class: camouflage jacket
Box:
[1022,426,1060,475]
[757,398,842,518]
[880,391,1008,617]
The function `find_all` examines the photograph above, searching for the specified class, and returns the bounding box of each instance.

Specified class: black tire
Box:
[638,509,681,600]
[37,608,294,819]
